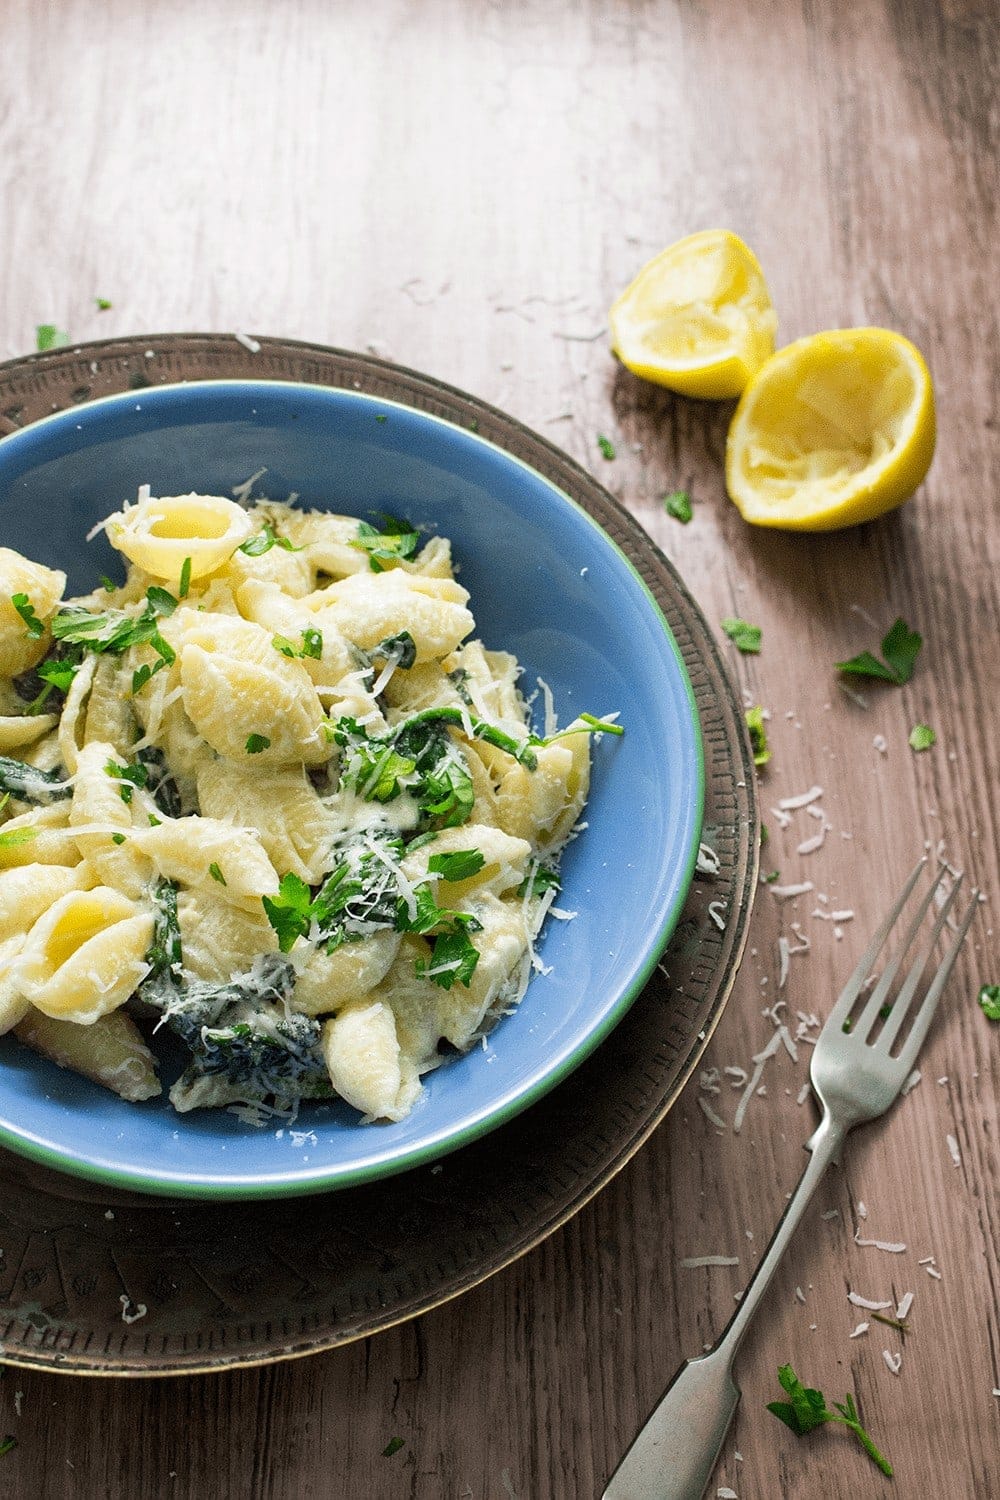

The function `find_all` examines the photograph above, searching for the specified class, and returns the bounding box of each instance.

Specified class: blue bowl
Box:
[0,380,703,1197]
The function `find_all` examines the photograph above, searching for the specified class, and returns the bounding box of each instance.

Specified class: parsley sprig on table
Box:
[767,1364,893,1477]
[721,617,762,654]
[837,617,922,684]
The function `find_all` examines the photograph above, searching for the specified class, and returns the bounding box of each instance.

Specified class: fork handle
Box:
[603,1110,846,1500]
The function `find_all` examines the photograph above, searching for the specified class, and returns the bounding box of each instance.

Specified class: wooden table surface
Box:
[1,1,998,1495]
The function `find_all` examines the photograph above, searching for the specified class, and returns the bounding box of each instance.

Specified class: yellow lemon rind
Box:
[724,328,936,532]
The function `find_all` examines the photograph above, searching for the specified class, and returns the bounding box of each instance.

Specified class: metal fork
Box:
[603,857,979,1500]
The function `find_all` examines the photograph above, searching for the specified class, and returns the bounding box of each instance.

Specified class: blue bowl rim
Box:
[0,377,705,1197]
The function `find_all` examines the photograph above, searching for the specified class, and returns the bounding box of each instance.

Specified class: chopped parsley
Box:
[178,556,192,598]
[908,723,936,752]
[272,629,323,660]
[663,489,693,523]
[763,869,781,884]
[104,758,149,805]
[245,734,271,754]
[111,832,126,845]
[596,434,616,460]
[721,617,762,654]
[745,705,771,767]
[517,863,561,898]
[209,862,227,886]
[262,872,314,952]
[837,617,922,685]
[238,524,300,557]
[767,1364,893,1477]
[51,587,178,696]
[350,514,421,572]
[977,984,1000,1022]
[381,1438,404,1458]
[10,592,45,638]
[427,849,486,882]
[95,296,113,311]
[36,324,69,351]
[0,1436,17,1457]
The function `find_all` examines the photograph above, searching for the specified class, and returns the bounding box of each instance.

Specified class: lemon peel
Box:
[609,230,777,400]
[725,328,935,531]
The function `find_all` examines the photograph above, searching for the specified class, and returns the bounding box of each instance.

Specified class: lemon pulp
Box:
[609,230,777,400]
[725,328,935,530]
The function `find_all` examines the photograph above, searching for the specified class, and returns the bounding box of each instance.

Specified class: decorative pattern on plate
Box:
[0,336,757,1375]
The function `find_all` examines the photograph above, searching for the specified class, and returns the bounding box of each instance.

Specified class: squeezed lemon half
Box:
[725,328,936,530]
[609,230,778,399]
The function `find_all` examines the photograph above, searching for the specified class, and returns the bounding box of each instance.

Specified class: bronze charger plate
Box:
[0,335,758,1375]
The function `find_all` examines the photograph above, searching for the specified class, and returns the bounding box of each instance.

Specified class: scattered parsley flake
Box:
[105,758,148,804]
[663,489,693,523]
[381,1437,405,1458]
[111,832,126,846]
[909,723,936,752]
[350,515,420,572]
[36,325,69,351]
[767,1364,892,1477]
[238,524,300,557]
[272,629,323,661]
[596,434,616,460]
[178,557,192,598]
[262,872,315,953]
[837,617,922,685]
[95,296,113,311]
[0,827,37,848]
[245,734,271,754]
[208,862,227,886]
[427,849,486,882]
[977,984,1000,1022]
[0,1436,17,1457]
[10,593,45,639]
[721,617,762,654]
[745,705,771,767]
[763,870,781,884]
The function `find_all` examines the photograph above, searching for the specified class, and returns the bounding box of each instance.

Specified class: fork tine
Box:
[891,890,980,1072]
[824,856,927,1030]
[853,865,954,1042]
[875,873,963,1052]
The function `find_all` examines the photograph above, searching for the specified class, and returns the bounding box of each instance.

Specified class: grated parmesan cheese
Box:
[778,785,824,810]
[849,1322,870,1338]
[698,1096,726,1131]
[769,881,814,901]
[947,1134,961,1166]
[680,1255,740,1268]
[896,1291,915,1321]
[234,331,261,354]
[883,1350,902,1376]
[848,1292,893,1310]
[854,1230,906,1253]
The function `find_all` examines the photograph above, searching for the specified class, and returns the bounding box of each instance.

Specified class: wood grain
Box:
[1,0,998,1496]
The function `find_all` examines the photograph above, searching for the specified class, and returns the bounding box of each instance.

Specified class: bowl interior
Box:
[0,380,703,1196]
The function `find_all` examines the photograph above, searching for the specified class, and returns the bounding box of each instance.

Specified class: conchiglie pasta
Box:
[106,492,255,581]
[495,730,591,849]
[131,817,280,909]
[176,889,279,982]
[196,759,339,885]
[321,999,420,1121]
[0,549,65,677]
[0,934,30,1035]
[316,569,474,662]
[15,887,153,1024]
[180,643,328,764]
[14,1006,161,1101]
[291,930,402,1016]
[0,495,614,1124]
